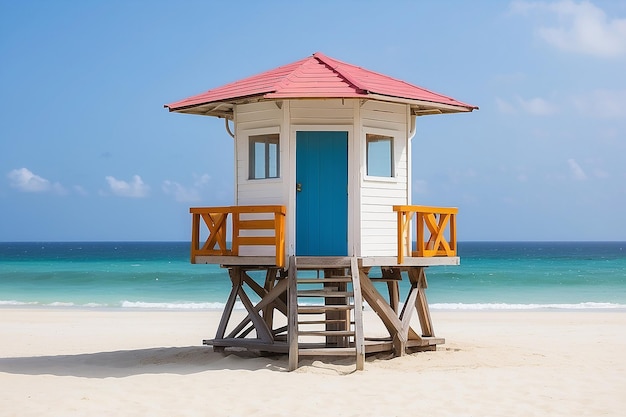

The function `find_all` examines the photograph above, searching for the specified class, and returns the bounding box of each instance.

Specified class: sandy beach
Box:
[0,308,624,417]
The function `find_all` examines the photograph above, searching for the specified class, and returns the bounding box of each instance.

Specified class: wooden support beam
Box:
[226,276,289,339]
[213,267,241,353]
[358,269,407,356]
[382,267,401,313]
[411,268,435,337]
[351,257,365,371]
[242,271,287,315]
[262,268,277,329]
[287,256,299,371]
[236,283,273,344]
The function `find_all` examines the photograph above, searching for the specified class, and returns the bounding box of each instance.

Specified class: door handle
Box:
[296,183,302,192]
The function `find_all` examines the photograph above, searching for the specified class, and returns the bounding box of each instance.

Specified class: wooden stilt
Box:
[359,269,407,356]
[382,267,401,313]
[204,258,442,370]
[287,256,298,371]
[351,257,365,371]
[212,267,241,353]
[410,267,435,337]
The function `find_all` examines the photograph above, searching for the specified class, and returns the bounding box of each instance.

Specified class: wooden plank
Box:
[298,348,356,356]
[287,256,299,371]
[190,205,286,215]
[242,271,288,315]
[237,236,276,246]
[397,210,405,264]
[237,219,276,230]
[236,283,273,344]
[262,268,277,331]
[297,305,354,314]
[392,205,459,215]
[195,256,278,265]
[275,211,285,267]
[351,257,365,371]
[298,330,355,337]
[213,267,241,352]
[414,268,435,337]
[295,257,352,268]
[208,338,289,353]
[226,275,289,339]
[400,284,418,340]
[297,277,352,283]
[191,213,200,263]
[297,290,354,297]
[323,268,348,347]
[359,256,460,267]
[298,319,353,325]
[358,269,406,356]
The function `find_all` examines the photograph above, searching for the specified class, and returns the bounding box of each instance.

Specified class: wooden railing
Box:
[190,205,286,267]
[393,205,458,264]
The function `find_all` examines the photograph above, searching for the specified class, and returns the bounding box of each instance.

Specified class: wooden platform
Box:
[201,256,445,371]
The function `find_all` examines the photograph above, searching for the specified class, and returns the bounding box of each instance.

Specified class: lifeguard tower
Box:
[165,52,477,370]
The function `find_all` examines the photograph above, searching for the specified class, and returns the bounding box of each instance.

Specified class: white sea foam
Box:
[430,302,626,310]
[120,300,228,310]
[0,300,38,306]
[2,300,624,311]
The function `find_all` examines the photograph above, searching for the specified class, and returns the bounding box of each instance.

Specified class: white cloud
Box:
[495,97,517,114]
[73,185,88,196]
[162,174,212,203]
[193,174,211,187]
[105,175,149,198]
[162,180,200,202]
[7,168,66,194]
[567,158,588,180]
[496,96,557,115]
[516,96,558,115]
[592,168,610,179]
[511,0,626,58]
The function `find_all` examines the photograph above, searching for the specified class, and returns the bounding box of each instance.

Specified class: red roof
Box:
[165,52,477,114]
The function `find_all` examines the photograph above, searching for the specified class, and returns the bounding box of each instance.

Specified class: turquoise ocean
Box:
[1,241,625,310]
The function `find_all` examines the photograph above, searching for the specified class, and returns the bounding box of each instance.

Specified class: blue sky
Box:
[1,1,625,241]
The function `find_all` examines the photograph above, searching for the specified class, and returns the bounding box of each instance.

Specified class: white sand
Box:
[1,308,624,416]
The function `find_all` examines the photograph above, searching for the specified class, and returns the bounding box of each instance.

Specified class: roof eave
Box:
[365,93,478,114]
[165,92,478,118]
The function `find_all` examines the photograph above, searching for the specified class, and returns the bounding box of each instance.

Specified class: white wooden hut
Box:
[165,52,477,370]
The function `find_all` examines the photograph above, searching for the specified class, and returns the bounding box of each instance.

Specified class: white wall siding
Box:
[236,102,283,130]
[229,98,412,258]
[359,101,409,257]
[290,99,354,125]
[234,102,285,257]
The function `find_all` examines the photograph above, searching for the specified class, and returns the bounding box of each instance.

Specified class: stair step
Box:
[297,290,354,297]
[298,330,355,337]
[294,257,352,268]
[297,277,352,284]
[298,347,356,356]
[298,305,354,314]
[298,319,355,325]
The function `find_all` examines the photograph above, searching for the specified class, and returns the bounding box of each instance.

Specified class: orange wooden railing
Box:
[393,205,458,264]
[190,205,286,267]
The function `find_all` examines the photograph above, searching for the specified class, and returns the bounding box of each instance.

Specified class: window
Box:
[249,134,280,179]
[366,134,393,177]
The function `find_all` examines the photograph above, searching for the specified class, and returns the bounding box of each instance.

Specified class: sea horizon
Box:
[1,241,625,311]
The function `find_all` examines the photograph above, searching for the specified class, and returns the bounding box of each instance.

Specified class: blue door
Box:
[296,131,348,256]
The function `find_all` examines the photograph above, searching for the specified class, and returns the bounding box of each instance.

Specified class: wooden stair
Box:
[288,256,365,370]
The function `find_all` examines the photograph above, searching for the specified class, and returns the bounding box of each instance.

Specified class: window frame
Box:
[365,133,395,178]
[248,133,280,180]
